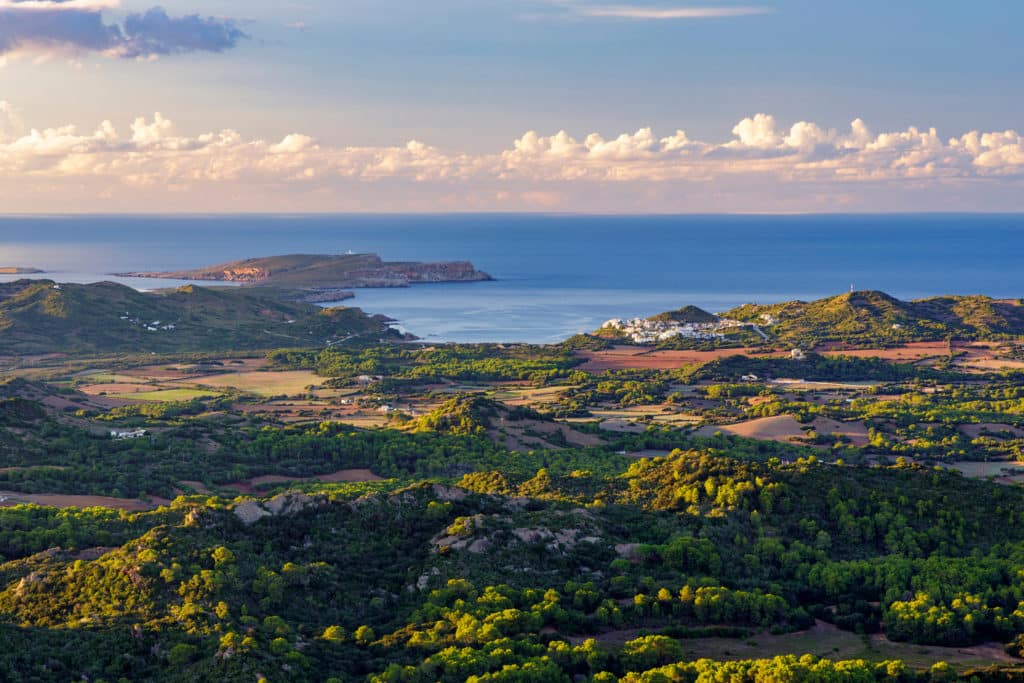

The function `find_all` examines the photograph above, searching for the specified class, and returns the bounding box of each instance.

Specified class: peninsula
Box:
[115,252,493,297]
[0,267,43,274]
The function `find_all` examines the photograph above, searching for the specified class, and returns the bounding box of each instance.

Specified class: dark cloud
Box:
[121,8,246,57]
[0,3,246,58]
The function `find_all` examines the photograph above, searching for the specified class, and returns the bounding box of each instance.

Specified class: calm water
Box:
[0,214,1021,343]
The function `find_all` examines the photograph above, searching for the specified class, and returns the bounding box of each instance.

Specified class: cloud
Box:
[118,8,245,57]
[574,5,770,20]
[0,0,246,59]
[0,1,119,9]
[0,108,1022,212]
[0,100,24,140]
[269,133,316,155]
[730,113,781,148]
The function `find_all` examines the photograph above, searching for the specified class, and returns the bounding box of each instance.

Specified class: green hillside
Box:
[648,305,719,324]
[3,446,1024,680]
[0,280,394,355]
[724,290,1024,346]
[118,252,492,287]
[134,253,385,283]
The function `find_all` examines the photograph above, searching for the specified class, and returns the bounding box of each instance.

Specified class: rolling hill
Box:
[723,290,1024,346]
[648,304,719,324]
[0,280,397,355]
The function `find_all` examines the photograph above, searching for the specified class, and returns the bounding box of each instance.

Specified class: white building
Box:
[601,316,738,344]
[110,429,147,439]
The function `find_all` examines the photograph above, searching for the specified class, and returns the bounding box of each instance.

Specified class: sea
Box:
[0,213,1021,344]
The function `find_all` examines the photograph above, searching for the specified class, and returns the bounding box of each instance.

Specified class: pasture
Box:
[185,370,324,396]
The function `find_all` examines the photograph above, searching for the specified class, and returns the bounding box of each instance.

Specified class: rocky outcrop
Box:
[290,289,355,303]
[233,492,318,525]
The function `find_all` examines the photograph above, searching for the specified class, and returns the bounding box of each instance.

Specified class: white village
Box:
[600,313,769,345]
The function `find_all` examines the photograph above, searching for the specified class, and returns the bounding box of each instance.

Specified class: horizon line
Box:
[1,210,1023,218]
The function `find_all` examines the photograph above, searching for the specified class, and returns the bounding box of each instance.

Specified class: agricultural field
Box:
[106,388,222,402]
[3,288,1024,680]
[181,369,325,396]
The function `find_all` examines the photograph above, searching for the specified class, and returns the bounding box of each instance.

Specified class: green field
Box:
[107,388,221,402]
[187,370,323,396]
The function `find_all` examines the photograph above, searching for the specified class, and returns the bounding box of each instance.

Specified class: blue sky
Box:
[0,1,1022,212]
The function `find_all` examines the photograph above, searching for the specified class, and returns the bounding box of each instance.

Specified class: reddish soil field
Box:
[823,341,1016,365]
[696,414,868,446]
[695,415,807,442]
[580,341,1019,371]
[819,341,951,361]
[812,416,870,446]
[958,358,1024,371]
[577,346,784,371]
[0,490,171,510]
[960,423,1024,439]
[226,468,383,493]
[77,396,137,409]
[121,358,268,380]
[79,383,153,395]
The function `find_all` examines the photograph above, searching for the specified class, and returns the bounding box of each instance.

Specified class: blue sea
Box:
[0,214,1021,343]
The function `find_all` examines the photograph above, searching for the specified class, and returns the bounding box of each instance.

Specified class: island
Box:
[0,266,43,274]
[115,252,493,301]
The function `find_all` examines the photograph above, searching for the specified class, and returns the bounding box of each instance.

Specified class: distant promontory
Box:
[115,252,493,296]
[0,267,44,274]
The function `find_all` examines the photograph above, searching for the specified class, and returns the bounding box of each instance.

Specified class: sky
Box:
[0,0,1022,213]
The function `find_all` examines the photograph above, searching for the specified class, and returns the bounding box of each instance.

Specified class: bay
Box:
[0,213,1020,343]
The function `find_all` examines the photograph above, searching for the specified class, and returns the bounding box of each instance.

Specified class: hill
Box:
[723,290,1024,346]
[415,395,604,450]
[648,304,719,324]
[0,280,396,355]
[117,252,493,290]
[3,451,1024,679]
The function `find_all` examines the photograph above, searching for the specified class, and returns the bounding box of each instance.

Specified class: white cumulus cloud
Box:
[0,107,1022,212]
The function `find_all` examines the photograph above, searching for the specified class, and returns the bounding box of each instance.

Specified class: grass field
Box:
[107,388,221,402]
[182,370,323,396]
[335,413,391,428]
[487,385,570,406]
[589,406,703,432]
[76,372,150,384]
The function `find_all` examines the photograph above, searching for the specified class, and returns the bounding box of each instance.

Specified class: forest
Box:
[3,289,1024,680]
